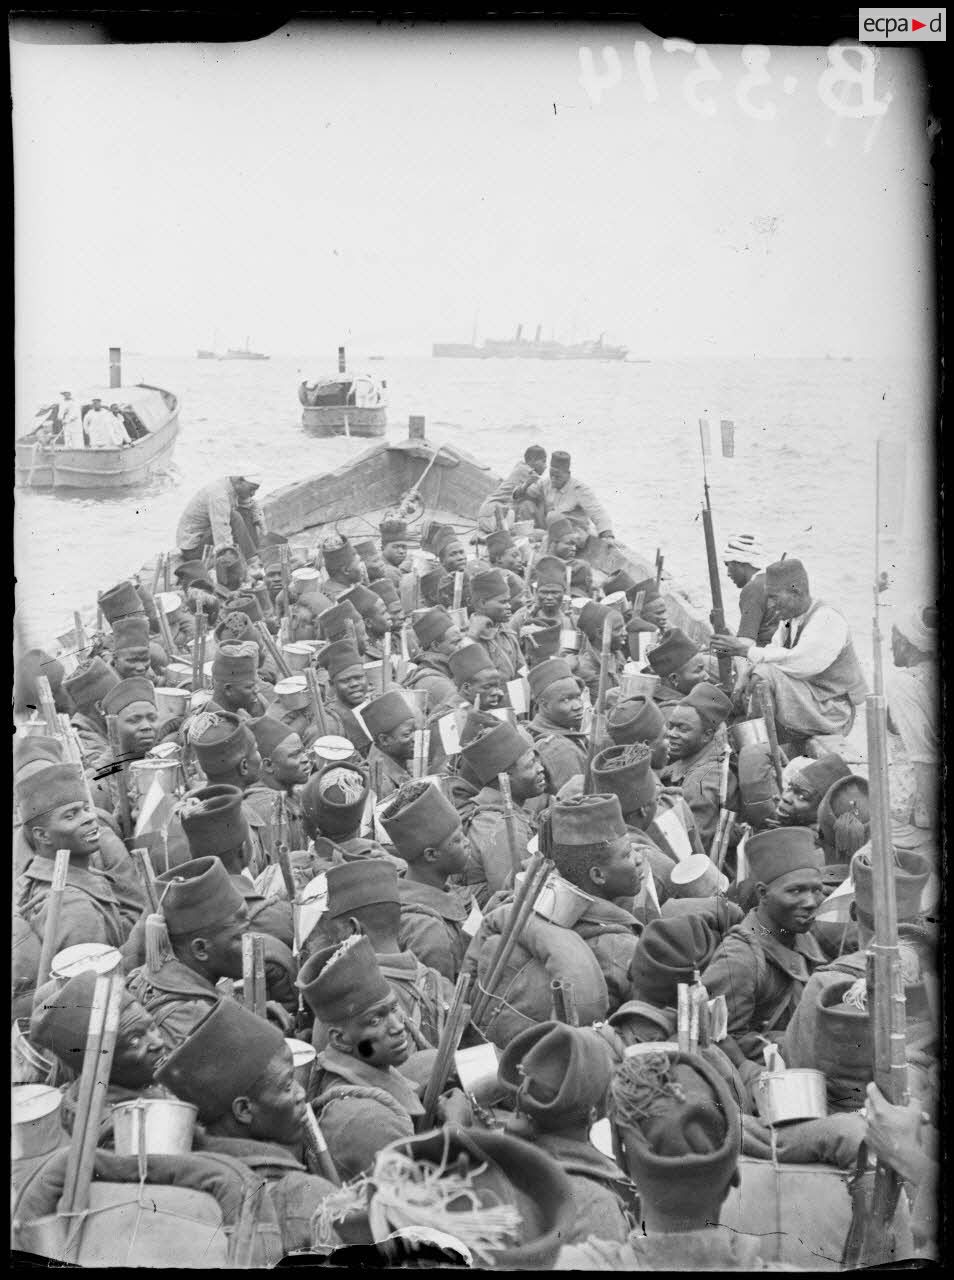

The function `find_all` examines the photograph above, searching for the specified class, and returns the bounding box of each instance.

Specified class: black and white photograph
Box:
[11,10,942,1269]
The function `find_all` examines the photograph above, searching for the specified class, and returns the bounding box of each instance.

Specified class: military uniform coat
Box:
[701,909,827,1064]
[244,780,307,854]
[125,955,222,1049]
[70,710,112,771]
[325,700,372,758]
[577,644,625,703]
[574,897,644,1014]
[528,712,588,791]
[460,785,534,907]
[401,652,456,710]
[660,737,737,855]
[309,1045,424,1181]
[397,878,472,982]
[366,743,413,801]
[534,1132,634,1246]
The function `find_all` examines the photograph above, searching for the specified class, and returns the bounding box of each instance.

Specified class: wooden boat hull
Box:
[300,405,387,437]
[15,414,179,490]
[15,378,179,488]
[262,435,711,646]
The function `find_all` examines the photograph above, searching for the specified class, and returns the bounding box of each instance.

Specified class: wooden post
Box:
[109,346,122,389]
[36,849,71,989]
[105,713,133,838]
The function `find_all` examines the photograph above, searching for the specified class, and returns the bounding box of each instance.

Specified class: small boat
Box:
[196,349,217,360]
[298,346,387,438]
[16,380,180,492]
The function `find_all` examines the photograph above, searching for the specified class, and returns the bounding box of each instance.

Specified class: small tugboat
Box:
[219,337,269,361]
[15,348,180,492]
[298,345,388,437]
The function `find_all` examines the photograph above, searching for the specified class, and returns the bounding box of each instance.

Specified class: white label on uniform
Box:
[507,677,529,714]
[462,900,483,937]
[438,711,462,755]
[707,995,728,1042]
[654,808,693,861]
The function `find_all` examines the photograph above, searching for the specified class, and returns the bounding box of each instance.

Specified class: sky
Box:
[11,20,936,359]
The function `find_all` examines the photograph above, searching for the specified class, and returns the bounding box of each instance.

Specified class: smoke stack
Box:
[534,325,542,344]
[109,348,122,389]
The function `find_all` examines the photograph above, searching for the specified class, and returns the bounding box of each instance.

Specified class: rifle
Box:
[35,673,61,737]
[242,933,268,1021]
[698,420,733,693]
[583,614,614,793]
[105,713,133,838]
[421,971,473,1127]
[36,849,71,989]
[304,665,331,736]
[497,771,523,876]
[757,684,786,793]
[279,544,293,642]
[843,442,908,1269]
[710,742,733,862]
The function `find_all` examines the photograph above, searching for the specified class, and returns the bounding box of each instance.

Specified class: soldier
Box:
[14,763,140,1009]
[776,753,851,829]
[476,443,548,532]
[155,998,337,1255]
[13,648,72,724]
[301,859,452,1048]
[299,935,471,1182]
[354,537,386,583]
[190,711,271,876]
[660,683,736,852]
[88,677,160,816]
[539,450,615,546]
[381,781,475,982]
[127,855,293,1046]
[466,568,522,681]
[109,614,159,683]
[481,529,529,608]
[300,763,398,871]
[340,583,391,654]
[544,514,592,596]
[156,588,197,651]
[317,641,372,757]
[368,576,403,627]
[378,515,410,587]
[546,794,645,1009]
[605,694,669,770]
[557,1049,783,1270]
[244,716,309,851]
[642,629,711,717]
[180,784,295,948]
[576,601,628,701]
[363,689,418,801]
[701,827,828,1068]
[511,554,572,633]
[497,1022,634,1246]
[526,656,588,792]
[211,640,271,717]
[722,532,779,647]
[31,970,168,1129]
[319,537,364,601]
[63,656,119,772]
[401,607,464,707]
[425,642,507,772]
[317,600,367,654]
[885,601,938,828]
[458,719,547,906]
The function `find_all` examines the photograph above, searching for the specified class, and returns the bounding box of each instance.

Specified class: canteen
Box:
[667,854,729,899]
[619,671,660,700]
[155,591,183,616]
[153,686,191,718]
[729,717,770,751]
[12,1085,65,1160]
[558,629,581,652]
[274,674,310,711]
[283,642,315,672]
[454,1043,506,1106]
[286,1038,317,1090]
[515,870,595,928]
[312,735,359,764]
[51,943,122,985]
[755,1068,827,1126]
[112,1097,198,1157]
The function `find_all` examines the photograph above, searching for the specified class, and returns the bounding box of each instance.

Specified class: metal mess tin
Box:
[755,1068,827,1126]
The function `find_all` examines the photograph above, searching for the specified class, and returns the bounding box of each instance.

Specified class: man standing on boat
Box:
[84,396,131,448]
[539,451,616,547]
[175,469,265,564]
[56,390,84,448]
[477,445,548,532]
[722,532,779,646]
[709,559,867,747]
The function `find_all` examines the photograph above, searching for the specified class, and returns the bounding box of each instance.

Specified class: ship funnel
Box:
[109,347,122,388]
[534,325,542,344]
[338,346,346,373]
[515,324,523,343]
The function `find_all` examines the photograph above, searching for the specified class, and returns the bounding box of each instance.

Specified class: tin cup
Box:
[619,671,660,700]
[153,687,191,719]
[274,675,309,711]
[112,1097,198,1156]
[12,1085,64,1160]
[729,718,769,751]
[667,854,729,899]
[285,1038,317,1090]
[312,735,360,765]
[283,642,315,672]
[755,1068,827,1126]
[454,1043,505,1106]
[559,630,581,653]
[50,943,122,986]
[515,870,595,928]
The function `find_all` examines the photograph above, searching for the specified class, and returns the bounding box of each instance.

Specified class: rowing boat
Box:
[16,383,180,492]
